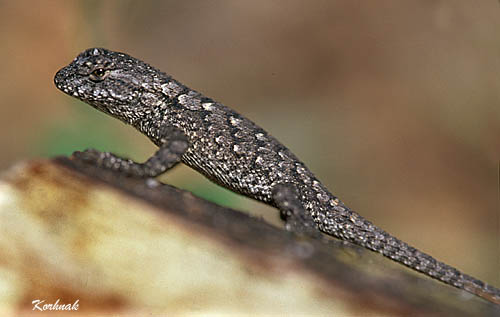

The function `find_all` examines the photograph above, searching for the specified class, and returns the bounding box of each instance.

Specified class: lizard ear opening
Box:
[89,68,109,82]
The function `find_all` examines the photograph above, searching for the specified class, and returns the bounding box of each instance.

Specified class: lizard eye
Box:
[89,68,108,81]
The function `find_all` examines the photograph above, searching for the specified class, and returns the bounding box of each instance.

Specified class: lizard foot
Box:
[72,148,148,178]
[272,183,322,239]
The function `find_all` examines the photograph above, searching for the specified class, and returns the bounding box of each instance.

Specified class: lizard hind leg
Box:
[72,127,189,178]
[272,183,322,239]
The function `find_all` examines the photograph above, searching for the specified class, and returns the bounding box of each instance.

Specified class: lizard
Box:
[54,47,500,304]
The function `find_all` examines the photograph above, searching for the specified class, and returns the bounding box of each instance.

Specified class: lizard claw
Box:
[72,148,104,164]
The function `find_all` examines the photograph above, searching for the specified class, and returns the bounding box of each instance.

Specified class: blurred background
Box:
[0,0,498,286]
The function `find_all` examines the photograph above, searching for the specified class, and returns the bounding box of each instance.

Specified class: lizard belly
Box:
[181,147,275,203]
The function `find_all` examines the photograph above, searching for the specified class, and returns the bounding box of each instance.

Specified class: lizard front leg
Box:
[72,127,189,178]
[272,183,322,239]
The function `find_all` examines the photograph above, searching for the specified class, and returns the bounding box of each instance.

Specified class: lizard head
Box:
[54,47,166,125]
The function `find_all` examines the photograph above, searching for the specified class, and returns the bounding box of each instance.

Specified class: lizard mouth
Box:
[54,65,90,102]
[54,66,75,95]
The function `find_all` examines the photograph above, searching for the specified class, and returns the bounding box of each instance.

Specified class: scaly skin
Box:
[54,48,500,304]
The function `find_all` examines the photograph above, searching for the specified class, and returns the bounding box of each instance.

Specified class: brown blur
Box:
[0,1,498,286]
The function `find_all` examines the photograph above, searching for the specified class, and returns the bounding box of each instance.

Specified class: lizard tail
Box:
[322,211,500,304]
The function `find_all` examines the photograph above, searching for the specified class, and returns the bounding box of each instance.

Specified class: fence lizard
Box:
[54,48,500,304]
